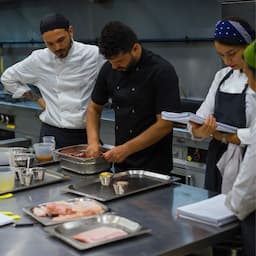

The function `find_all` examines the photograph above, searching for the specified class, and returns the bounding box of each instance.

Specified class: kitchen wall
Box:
[0,0,242,100]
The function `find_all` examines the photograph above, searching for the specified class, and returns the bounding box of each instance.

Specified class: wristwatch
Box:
[221,133,227,144]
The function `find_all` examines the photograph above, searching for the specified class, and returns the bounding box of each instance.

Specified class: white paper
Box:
[161,111,238,133]
[0,213,13,226]
[176,194,237,227]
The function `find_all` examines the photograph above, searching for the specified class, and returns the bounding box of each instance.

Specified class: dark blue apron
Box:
[204,70,247,192]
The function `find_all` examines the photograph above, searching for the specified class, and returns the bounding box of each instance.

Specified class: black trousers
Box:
[39,122,87,149]
[241,211,255,256]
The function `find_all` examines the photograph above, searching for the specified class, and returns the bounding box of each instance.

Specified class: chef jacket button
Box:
[136,67,139,71]
[116,85,120,90]
[131,109,135,114]
[131,88,135,92]
[116,125,119,130]
[129,129,133,134]
[116,106,120,110]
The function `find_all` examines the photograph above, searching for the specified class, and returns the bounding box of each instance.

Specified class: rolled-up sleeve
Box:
[1,53,38,98]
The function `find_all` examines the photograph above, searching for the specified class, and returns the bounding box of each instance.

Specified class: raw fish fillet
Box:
[72,226,128,243]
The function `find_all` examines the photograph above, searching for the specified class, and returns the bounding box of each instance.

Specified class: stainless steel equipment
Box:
[54,144,111,174]
[23,197,108,226]
[65,170,175,201]
[44,213,151,251]
[0,168,69,195]
[172,128,211,188]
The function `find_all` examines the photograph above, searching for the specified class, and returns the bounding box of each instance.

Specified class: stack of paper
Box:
[161,111,238,133]
[176,194,237,227]
[0,213,13,226]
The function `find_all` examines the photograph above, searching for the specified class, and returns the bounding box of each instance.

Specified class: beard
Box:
[117,57,138,73]
[55,38,73,58]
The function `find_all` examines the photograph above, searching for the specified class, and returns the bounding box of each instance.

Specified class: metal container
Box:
[54,144,111,174]
[44,213,151,250]
[14,153,35,167]
[99,172,113,186]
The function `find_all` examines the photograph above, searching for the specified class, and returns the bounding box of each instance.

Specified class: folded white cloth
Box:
[217,143,243,194]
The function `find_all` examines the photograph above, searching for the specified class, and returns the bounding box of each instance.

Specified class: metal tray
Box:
[23,197,109,226]
[54,144,111,174]
[64,170,176,201]
[0,169,69,195]
[44,213,151,250]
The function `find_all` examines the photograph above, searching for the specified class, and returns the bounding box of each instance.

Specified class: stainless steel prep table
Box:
[0,163,239,256]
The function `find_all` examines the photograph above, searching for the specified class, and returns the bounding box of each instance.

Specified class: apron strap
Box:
[217,69,234,90]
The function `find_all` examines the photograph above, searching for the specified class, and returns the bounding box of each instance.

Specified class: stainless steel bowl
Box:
[99,172,113,186]
[30,167,46,181]
[54,144,111,174]
[113,181,128,195]
[14,153,35,167]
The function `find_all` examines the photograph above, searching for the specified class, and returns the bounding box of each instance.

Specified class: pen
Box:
[13,223,34,227]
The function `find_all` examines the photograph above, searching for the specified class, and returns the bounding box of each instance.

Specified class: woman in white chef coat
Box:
[190,17,255,193]
[225,40,256,256]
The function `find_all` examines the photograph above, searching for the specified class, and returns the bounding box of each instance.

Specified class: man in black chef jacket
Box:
[86,21,180,174]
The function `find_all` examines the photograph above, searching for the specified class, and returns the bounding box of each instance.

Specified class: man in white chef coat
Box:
[1,13,105,148]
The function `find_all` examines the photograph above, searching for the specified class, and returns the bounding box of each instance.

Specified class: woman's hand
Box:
[190,115,217,138]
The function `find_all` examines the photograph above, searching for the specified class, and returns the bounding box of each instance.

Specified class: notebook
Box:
[176,194,237,227]
[161,111,237,133]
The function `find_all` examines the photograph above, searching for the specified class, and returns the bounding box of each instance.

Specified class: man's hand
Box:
[23,90,46,110]
[190,115,217,138]
[103,144,130,163]
[86,143,101,158]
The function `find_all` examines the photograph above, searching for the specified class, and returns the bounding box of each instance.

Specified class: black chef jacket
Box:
[91,48,180,174]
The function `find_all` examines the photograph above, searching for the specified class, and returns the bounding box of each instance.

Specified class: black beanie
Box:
[40,13,70,34]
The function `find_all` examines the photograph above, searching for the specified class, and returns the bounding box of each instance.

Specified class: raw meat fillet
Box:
[32,200,105,221]
[32,205,48,217]
[72,226,128,243]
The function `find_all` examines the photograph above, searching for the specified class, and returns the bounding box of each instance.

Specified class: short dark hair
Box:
[215,16,255,46]
[40,13,70,34]
[99,21,138,59]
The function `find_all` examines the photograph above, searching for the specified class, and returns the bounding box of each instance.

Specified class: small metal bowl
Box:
[113,181,128,195]
[30,167,46,181]
[99,172,113,186]
[16,168,33,186]
[14,153,35,167]
[21,171,34,186]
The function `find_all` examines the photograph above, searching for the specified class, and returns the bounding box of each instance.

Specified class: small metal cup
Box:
[15,167,26,181]
[99,172,113,186]
[113,181,128,195]
[30,167,46,181]
[14,153,35,167]
[19,170,33,186]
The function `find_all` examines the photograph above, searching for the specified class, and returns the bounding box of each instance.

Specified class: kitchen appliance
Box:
[171,128,211,188]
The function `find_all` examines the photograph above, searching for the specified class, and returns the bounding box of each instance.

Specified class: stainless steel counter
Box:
[0,164,239,256]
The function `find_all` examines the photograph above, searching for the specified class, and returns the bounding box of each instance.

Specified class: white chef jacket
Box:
[1,41,105,129]
[196,66,256,144]
[225,118,256,220]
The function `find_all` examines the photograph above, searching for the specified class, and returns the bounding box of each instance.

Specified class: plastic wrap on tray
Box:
[54,144,111,174]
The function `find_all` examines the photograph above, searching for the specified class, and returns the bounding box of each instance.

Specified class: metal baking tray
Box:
[54,144,111,174]
[64,170,176,201]
[23,197,109,226]
[44,213,151,250]
[0,169,69,195]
